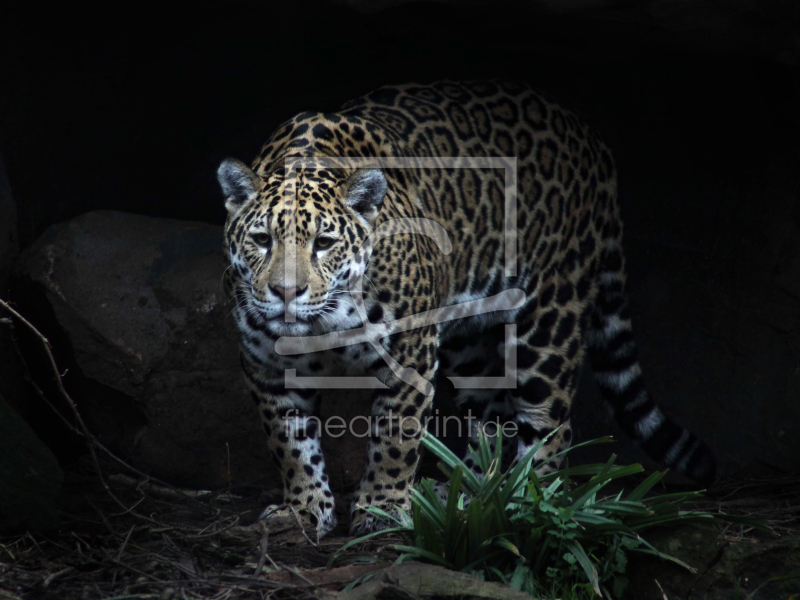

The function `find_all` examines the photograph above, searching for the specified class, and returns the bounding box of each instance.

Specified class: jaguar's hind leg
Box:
[503,286,583,476]
[437,323,518,477]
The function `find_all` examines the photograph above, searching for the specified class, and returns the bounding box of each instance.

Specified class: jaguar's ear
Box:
[345,168,387,223]
[217,158,260,216]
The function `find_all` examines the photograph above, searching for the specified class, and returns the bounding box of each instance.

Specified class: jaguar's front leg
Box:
[349,327,438,536]
[248,365,337,538]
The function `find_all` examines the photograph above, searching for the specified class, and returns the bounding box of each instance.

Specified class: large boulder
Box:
[0,394,63,534]
[15,211,370,491]
[15,211,271,489]
[626,523,800,600]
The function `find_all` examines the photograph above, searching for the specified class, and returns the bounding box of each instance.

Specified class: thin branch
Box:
[0,299,217,514]
[0,299,145,519]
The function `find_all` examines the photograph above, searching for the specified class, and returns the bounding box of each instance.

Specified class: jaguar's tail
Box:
[585,239,717,485]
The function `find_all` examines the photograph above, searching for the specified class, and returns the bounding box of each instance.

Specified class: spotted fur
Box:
[217,81,716,539]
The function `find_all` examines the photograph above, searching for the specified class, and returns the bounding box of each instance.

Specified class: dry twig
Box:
[0,299,219,517]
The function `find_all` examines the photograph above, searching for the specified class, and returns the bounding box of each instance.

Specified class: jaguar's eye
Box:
[251,232,271,248]
[315,236,336,250]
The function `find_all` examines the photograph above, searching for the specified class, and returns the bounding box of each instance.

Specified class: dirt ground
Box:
[1,453,798,600]
[0,454,402,600]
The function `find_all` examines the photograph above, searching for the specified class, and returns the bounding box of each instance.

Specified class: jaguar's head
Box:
[218,156,387,336]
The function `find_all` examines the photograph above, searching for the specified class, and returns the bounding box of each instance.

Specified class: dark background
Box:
[1,0,799,479]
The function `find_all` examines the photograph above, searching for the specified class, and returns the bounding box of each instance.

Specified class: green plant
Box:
[334,430,761,599]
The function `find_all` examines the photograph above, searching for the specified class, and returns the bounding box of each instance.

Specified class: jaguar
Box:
[217,80,716,539]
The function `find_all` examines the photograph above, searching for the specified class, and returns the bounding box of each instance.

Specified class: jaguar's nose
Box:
[270,285,307,303]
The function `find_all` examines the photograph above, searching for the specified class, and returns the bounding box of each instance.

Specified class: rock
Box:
[337,562,534,600]
[625,523,725,599]
[626,524,800,600]
[0,393,63,533]
[267,561,393,588]
[692,536,800,600]
[15,211,271,488]
[14,211,370,491]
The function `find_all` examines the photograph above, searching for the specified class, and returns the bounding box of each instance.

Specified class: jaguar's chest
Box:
[238,314,383,376]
